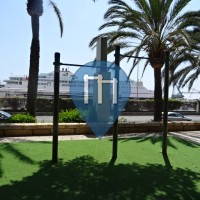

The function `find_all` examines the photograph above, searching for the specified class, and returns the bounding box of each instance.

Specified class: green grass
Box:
[0,135,200,200]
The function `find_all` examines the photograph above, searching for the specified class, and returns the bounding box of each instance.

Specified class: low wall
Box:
[0,122,200,137]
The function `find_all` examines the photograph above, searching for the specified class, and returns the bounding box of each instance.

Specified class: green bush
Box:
[119,117,127,123]
[9,113,36,123]
[58,109,84,123]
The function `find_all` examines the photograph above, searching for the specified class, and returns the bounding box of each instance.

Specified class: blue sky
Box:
[0,0,199,98]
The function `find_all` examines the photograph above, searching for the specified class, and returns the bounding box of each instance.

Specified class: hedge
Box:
[0,97,195,112]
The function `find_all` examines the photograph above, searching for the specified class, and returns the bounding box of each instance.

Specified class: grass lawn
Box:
[0,135,200,200]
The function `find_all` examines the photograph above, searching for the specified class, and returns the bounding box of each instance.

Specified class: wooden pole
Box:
[162,51,170,155]
[112,45,120,160]
[52,52,60,163]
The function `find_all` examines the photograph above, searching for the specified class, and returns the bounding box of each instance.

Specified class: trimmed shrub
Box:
[36,98,54,112]
[9,113,36,123]
[59,98,76,111]
[125,99,154,112]
[36,98,76,112]
[168,99,183,111]
[124,99,183,112]
[0,97,193,112]
[58,109,84,123]
[2,97,26,110]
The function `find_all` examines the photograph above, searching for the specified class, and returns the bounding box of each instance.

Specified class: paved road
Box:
[36,115,200,123]
[121,115,200,122]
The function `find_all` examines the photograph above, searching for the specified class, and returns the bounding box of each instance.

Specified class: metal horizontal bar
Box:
[119,54,163,61]
[60,63,84,67]
[119,54,150,60]
[53,62,117,69]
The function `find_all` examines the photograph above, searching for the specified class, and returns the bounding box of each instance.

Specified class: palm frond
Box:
[142,59,149,77]
[182,67,200,90]
[49,1,64,37]
[99,21,121,30]
[108,0,131,8]
[169,0,191,22]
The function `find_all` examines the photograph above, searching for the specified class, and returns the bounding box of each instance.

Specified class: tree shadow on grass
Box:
[0,156,199,200]
[0,143,36,180]
[0,141,52,180]
[117,132,200,150]
[2,143,35,164]
[171,136,200,147]
[116,133,178,149]
[136,134,178,149]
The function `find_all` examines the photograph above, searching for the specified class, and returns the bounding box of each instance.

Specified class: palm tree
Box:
[26,0,63,116]
[89,0,200,121]
[169,27,200,91]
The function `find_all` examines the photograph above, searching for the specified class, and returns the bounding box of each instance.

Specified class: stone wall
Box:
[0,122,200,137]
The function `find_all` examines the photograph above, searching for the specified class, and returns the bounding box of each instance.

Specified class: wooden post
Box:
[112,45,120,160]
[52,52,60,163]
[96,37,107,61]
[95,37,110,130]
[162,51,169,155]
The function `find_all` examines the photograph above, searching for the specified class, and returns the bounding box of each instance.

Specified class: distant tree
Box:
[89,0,200,121]
[26,0,63,116]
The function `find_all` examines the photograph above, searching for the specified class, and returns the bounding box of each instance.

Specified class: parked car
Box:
[162,112,192,121]
[0,111,12,122]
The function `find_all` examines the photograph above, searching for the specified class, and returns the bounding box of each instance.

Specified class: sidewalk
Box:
[1,132,200,144]
[169,131,200,145]
[0,135,96,143]
[0,133,151,143]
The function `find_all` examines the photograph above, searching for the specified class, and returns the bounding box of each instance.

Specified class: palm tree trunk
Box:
[27,16,40,117]
[154,68,162,121]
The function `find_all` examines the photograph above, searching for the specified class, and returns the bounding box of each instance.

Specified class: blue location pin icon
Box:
[70,61,130,139]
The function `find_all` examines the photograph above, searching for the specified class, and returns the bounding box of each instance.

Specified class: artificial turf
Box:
[0,135,200,200]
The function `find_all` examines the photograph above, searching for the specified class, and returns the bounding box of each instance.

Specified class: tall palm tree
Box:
[89,0,200,121]
[26,0,63,116]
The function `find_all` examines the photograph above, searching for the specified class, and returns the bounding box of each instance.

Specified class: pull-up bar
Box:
[52,46,121,163]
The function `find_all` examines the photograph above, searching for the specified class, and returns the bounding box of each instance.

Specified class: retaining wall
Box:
[0,122,200,137]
